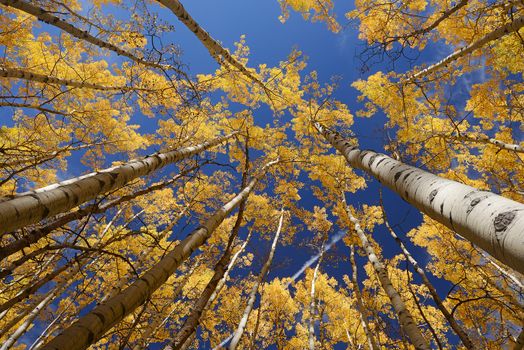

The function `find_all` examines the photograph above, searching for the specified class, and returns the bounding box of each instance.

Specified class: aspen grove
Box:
[0,0,523,349]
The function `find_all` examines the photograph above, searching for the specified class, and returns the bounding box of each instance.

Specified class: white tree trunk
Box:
[229,208,285,350]
[315,123,524,274]
[156,0,266,90]
[342,196,430,350]
[0,66,130,91]
[349,244,380,350]
[0,0,183,74]
[39,158,278,350]
[440,132,524,154]
[308,243,325,350]
[405,16,524,82]
[381,206,474,349]
[0,132,236,237]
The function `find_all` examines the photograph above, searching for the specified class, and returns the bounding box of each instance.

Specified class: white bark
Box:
[0,66,130,91]
[156,0,266,89]
[405,16,524,82]
[308,242,324,350]
[0,132,236,237]
[39,159,278,350]
[0,0,183,74]
[99,208,188,303]
[229,208,284,350]
[349,245,380,350]
[315,122,524,274]
[382,207,474,349]
[441,132,524,154]
[0,282,64,350]
[342,196,430,350]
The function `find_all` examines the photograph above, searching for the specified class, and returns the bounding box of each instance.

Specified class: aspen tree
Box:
[168,139,251,349]
[0,0,186,75]
[349,244,379,350]
[229,207,285,349]
[315,122,524,274]
[0,132,235,237]
[405,15,524,83]
[40,158,279,350]
[156,0,266,90]
[380,195,475,349]
[342,195,430,350]
[308,240,325,350]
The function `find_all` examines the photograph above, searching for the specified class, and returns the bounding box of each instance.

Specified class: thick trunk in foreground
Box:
[405,16,524,82]
[342,196,430,350]
[0,166,196,270]
[349,245,380,350]
[315,122,524,274]
[0,132,235,238]
[381,201,475,349]
[229,208,285,350]
[40,159,278,350]
[0,0,183,74]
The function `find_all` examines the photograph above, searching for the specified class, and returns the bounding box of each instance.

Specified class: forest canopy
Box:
[0,0,523,349]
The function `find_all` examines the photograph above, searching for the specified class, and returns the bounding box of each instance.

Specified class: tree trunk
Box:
[308,242,325,350]
[315,122,524,274]
[133,262,200,350]
[342,195,430,350]
[349,244,380,350]
[229,208,285,350]
[156,0,266,90]
[0,0,184,74]
[0,167,196,273]
[381,199,475,349]
[0,132,235,238]
[440,132,524,154]
[405,15,524,82]
[39,158,278,350]
[0,66,130,91]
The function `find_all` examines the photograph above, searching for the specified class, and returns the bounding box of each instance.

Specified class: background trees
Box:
[0,0,522,349]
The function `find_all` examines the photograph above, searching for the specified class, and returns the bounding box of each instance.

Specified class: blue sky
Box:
[5,0,491,348]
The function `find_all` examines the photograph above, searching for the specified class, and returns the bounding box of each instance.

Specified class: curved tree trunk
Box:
[380,199,475,349]
[315,122,524,274]
[229,208,285,350]
[0,132,235,238]
[405,15,524,82]
[349,244,380,350]
[39,158,278,350]
[342,195,430,350]
[0,0,184,74]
